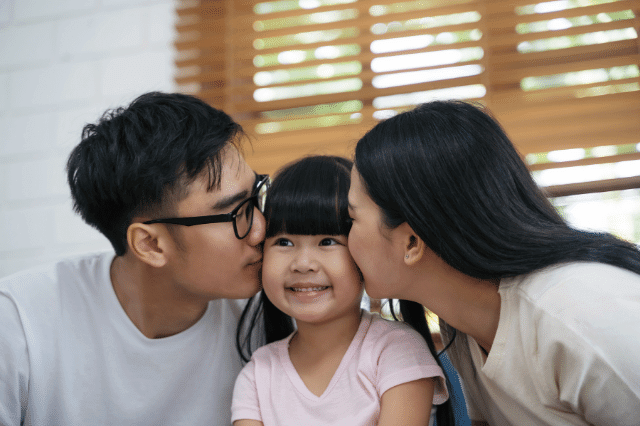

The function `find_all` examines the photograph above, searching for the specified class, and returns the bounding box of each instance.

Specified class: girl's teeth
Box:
[291,286,326,292]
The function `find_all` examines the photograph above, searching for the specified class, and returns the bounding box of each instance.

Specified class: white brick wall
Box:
[0,0,177,278]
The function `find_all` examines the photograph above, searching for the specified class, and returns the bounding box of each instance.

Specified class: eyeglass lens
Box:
[235,177,269,239]
[234,198,254,239]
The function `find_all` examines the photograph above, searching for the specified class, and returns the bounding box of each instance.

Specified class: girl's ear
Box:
[396,223,425,266]
[127,223,168,268]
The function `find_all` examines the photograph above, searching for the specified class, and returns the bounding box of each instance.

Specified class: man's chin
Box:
[229,280,261,300]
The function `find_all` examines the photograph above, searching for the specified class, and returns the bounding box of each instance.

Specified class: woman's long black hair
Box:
[236,154,456,426]
[354,100,640,280]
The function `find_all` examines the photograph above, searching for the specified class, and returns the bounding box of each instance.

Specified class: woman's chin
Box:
[363,283,387,300]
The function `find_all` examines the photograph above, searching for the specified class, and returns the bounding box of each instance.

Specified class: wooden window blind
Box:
[175,0,640,196]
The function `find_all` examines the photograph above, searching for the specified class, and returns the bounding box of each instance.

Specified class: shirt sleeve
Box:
[373,321,449,405]
[231,359,262,423]
[536,309,640,425]
[0,292,29,426]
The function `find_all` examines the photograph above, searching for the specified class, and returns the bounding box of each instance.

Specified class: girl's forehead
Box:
[267,232,346,238]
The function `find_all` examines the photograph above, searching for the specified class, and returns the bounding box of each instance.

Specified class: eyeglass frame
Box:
[142,174,270,240]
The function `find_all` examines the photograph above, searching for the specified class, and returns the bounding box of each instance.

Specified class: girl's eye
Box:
[319,238,338,246]
[274,238,293,247]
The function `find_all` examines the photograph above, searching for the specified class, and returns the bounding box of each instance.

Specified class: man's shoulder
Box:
[0,252,115,354]
[0,251,114,302]
[2,251,112,279]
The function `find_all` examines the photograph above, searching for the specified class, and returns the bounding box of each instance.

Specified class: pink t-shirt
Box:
[232,311,448,426]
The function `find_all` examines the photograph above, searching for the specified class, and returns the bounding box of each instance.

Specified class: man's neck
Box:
[110,255,209,339]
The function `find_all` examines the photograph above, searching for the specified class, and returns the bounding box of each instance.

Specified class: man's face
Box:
[164,147,265,301]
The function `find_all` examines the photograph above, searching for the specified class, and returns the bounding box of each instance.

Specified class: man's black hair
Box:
[67,92,245,255]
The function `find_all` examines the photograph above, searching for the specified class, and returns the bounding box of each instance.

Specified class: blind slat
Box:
[177,0,640,192]
[487,19,638,47]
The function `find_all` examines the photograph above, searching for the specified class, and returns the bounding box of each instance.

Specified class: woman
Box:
[346,100,640,425]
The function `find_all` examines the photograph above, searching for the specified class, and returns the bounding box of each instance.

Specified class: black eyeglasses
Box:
[143,174,270,240]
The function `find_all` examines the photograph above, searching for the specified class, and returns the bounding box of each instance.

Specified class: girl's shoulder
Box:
[251,333,295,363]
[363,311,426,347]
[367,311,413,330]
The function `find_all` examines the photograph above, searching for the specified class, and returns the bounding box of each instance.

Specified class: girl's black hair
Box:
[354,100,640,425]
[236,155,456,425]
[384,300,455,426]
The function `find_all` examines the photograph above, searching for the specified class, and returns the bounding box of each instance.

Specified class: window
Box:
[175,0,640,196]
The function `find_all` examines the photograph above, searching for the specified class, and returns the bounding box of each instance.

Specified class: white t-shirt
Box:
[445,262,640,425]
[0,252,245,426]
[232,311,448,426]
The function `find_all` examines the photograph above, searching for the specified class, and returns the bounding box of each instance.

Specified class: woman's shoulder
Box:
[500,262,640,341]
[502,261,640,301]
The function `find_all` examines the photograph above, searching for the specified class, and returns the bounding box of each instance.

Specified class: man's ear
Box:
[397,222,425,266]
[127,223,168,268]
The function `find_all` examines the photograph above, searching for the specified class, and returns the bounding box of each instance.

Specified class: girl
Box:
[232,155,453,426]
[347,100,640,425]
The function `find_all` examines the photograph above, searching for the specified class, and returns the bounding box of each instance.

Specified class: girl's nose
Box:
[291,248,319,273]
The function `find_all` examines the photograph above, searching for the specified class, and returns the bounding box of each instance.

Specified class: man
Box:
[0,92,267,425]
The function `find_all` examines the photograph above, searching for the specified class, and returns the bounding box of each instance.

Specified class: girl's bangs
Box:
[264,156,352,238]
[266,189,350,237]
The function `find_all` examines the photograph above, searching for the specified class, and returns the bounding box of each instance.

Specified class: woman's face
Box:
[347,167,404,299]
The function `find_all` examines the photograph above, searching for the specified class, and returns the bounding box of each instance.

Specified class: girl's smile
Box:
[288,286,329,292]
[285,283,332,305]
[262,234,363,325]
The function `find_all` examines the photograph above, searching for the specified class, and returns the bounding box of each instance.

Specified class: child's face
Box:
[262,233,364,325]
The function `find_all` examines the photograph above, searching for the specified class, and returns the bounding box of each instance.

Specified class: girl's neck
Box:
[290,307,363,356]
[287,307,363,397]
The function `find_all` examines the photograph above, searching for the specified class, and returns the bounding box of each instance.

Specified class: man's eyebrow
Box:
[212,189,250,212]
[211,173,259,212]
